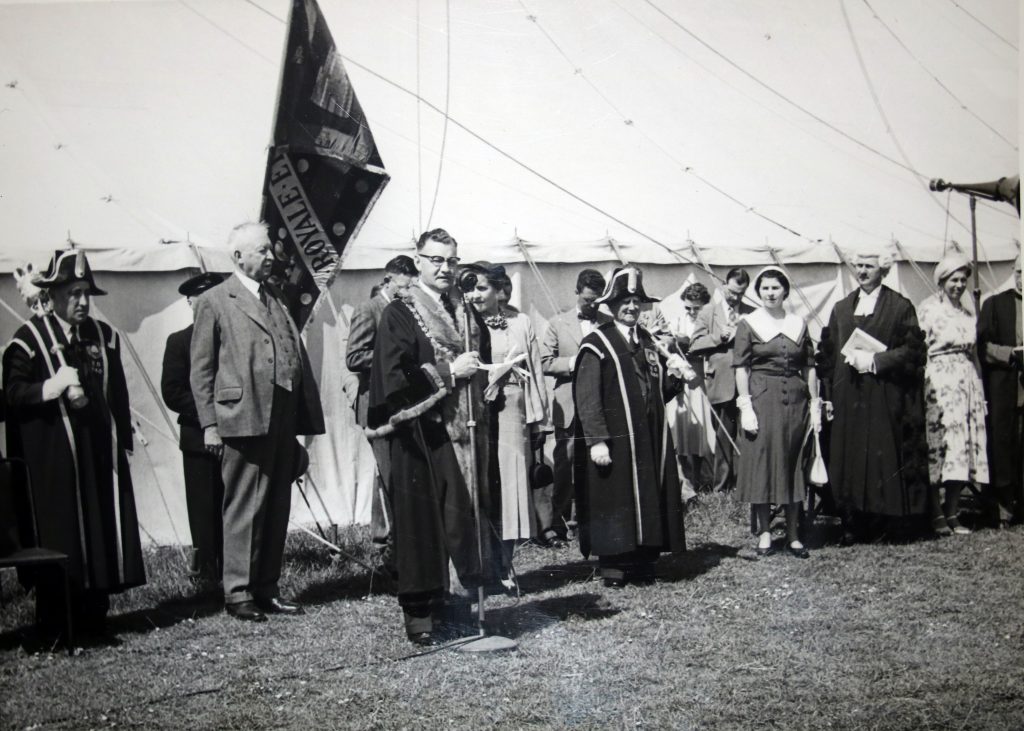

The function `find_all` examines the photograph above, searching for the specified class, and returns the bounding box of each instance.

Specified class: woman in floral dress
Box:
[464,263,549,588]
[918,253,989,535]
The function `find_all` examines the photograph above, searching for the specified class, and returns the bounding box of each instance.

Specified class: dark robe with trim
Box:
[366,287,491,597]
[572,322,685,558]
[3,314,146,594]
[977,288,1023,510]
[817,286,928,516]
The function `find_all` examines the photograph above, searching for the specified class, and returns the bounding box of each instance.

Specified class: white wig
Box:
[849,246,895,272]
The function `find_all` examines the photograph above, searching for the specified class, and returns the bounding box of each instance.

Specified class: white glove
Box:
[590,441,612,466]
[810,397,823,433]
[665,353,696,382]
[845,348,875,374]
[737,394,758,434]
[42,365,81,401]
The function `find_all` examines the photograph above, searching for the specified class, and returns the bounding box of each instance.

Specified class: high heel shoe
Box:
[787,542,810,559]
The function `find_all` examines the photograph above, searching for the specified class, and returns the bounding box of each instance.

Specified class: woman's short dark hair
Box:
[576,268,606,294]
[681,282,711,305]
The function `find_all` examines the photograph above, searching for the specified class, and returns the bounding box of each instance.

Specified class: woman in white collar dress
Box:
[917,253,989,535]
[734,266,821,558]
[463,262,550,589]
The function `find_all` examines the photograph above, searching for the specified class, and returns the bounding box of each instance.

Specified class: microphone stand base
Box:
[456,633,518,653]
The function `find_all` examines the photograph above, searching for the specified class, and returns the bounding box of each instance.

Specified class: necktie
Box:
[440,292,457,320]
[727,306,738,326]
[257,284,270,310]
[70,325,80,344]
[578,311,594,321]
[628,329,638,348]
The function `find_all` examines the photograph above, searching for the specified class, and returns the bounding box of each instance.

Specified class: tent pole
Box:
[969,195,981,309]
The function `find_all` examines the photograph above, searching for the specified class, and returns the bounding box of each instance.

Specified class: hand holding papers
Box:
[841,327,886,374]
[481,351,528,401]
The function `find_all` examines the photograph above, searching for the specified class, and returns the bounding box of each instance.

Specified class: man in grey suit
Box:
[190,222,325,622]
[345,255,417,547]
[689,268,754,493]
[539,269,608,545]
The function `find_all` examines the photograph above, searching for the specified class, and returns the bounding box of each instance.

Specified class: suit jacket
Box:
[345,293,389,428]
[190,274,325,439]
[689,299,755,404]
[161,324,204,452]
[540,309,612,429]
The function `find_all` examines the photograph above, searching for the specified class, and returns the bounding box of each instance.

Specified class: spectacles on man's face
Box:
[421,255,460,269]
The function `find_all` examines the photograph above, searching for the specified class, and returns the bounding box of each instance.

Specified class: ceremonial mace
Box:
[41,314,89,410]
[455,269,517,653]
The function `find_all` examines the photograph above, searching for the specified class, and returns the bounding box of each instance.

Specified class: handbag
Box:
[808,428,828,486]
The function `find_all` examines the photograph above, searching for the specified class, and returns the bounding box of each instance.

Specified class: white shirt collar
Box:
[417,279,445,305]
[234,269,261,298]
[743,308,805,343]
[614,320,637,343]
[53,313,74,339]
[853,286,882,316]
[378,290,392,304]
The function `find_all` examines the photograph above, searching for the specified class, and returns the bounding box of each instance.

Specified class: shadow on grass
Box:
[487,592,619,639]
[657,541,744,582]
[295,567,396,606]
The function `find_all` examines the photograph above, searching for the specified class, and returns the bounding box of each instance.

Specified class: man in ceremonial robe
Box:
[538,268,609,545]
[3,250,145,635]
[689,268,754,493]
[161,272,226,584]
[572,267,691,587]
[366,228,490,645]
[978,255,1023,525]
[817,250,928,541]
[345,255,417,549]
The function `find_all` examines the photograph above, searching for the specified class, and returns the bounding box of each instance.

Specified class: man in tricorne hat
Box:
[572,266,692,587]
[3,249,146,638]
[161,271,226,585]
[190,222,324,622]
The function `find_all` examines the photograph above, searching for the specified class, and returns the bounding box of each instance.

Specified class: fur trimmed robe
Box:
[366,285,492,596]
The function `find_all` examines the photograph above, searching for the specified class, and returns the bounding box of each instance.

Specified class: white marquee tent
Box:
[0,0,1019,545]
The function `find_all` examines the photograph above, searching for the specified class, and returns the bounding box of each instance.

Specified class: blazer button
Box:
[268,357,274,364]
[264,338,271,344]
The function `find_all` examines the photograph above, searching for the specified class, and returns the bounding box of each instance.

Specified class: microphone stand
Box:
[457,296,517,653]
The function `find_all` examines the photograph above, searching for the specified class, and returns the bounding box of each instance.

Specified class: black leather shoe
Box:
[787,544,810,559]
[255,597,305,615]
[407,631,441,647]
[225,601,267,622]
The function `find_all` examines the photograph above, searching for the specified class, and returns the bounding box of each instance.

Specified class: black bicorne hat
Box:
[35,249,107,296]
[594,266,659,306]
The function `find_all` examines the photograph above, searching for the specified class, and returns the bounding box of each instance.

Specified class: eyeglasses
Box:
[421,255,460,269]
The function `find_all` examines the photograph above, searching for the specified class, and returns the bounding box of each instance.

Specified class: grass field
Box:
[2,493,1023,730]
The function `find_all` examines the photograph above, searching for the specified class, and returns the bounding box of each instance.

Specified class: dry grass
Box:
[2,494,1023,730]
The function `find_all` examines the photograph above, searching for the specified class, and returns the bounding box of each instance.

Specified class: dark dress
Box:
[733,315,813,505]
[572,323,685,569]
[817,287,928,516]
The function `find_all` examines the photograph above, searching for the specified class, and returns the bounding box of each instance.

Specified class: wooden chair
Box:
[0,457,75,654]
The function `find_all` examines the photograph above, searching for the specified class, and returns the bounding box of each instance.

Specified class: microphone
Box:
[457,268,479,294]
[929,175,1020,214]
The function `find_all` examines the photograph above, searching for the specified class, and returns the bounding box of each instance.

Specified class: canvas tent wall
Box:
[0,0,1018,545]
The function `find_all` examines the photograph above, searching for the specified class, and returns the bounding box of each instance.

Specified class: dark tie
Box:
[70,325,80,344]
[578,311,594,321]
[628,329,638,349]
[257,284,270,310]
[440,292,457,320]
